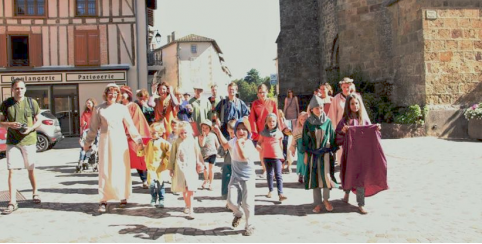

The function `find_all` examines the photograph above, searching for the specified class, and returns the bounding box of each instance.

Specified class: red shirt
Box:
[248,99,285,141]
[80,110,92,134]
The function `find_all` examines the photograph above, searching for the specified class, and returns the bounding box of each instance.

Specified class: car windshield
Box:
[41,111,57,119]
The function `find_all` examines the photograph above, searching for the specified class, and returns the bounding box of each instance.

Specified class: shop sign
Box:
[1,74,62,83]
[66,72,126,82]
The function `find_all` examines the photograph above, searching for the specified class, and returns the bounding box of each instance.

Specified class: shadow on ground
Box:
[111,224,244,240]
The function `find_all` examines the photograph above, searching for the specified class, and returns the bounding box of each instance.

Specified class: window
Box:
[76,0,97,16]
[14,0,45,16]
[191,44,197,54]
[10,36,29,66]
[74,30,100,66]
[0,34,42,67]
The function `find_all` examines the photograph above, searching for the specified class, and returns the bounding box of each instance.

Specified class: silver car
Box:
[36,110,64,152]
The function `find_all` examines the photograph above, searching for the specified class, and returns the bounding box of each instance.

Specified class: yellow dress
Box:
[138,138,171,184]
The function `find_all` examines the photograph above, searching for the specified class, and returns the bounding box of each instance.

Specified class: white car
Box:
[0,110,63,153]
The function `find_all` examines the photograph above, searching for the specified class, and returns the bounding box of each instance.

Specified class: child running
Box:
[168,121,204,218]
[256,113,287,201]
[213,117,257,236]
[137,122,171,208]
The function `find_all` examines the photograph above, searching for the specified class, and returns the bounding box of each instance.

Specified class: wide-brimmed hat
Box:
[339,77,354,85]
[193,84,204,90]
[106,83,119,89]
[200,119,213,130]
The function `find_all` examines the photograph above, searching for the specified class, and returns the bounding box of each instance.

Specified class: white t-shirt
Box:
[228,137,257,180]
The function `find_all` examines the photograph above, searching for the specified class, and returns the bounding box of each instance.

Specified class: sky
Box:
[155,0,280,80]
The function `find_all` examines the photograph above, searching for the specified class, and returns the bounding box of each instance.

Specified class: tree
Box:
[244,69,262,85]
[235,68,276,104]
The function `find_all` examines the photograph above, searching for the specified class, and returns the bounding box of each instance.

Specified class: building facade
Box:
[152,34,231,97]
[0,0,155,135]
[278,0,482,138]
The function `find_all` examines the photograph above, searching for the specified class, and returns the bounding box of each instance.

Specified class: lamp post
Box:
[155,31,161,44]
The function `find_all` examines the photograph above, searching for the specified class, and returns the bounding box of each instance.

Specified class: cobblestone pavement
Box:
[0,137,481,242]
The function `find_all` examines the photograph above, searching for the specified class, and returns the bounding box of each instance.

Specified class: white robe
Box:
[85,103,141,202]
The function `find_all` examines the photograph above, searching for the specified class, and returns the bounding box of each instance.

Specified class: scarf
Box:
[307,113,327,126]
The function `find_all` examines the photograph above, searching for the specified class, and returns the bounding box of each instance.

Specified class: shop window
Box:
[14,0,46,16]
[74,30,100,66]
[191,44,197,54]
[76,0,97,16]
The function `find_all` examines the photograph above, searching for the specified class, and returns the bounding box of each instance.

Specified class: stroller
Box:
[76,129,99,173]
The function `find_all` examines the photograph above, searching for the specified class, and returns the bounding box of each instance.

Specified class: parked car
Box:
[0,110,63,153]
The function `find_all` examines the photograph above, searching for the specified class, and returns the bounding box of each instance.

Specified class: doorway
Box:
[52,85,79,136]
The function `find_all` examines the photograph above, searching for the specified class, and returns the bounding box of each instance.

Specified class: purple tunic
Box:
[337,124,388,197]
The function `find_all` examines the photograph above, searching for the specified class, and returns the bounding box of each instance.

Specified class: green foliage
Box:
[394,105,427,125]
[464,103,482,120]
[244,69,263,85]
[362,93,396,123]
[234,68,275,104]
[267,85,276,98]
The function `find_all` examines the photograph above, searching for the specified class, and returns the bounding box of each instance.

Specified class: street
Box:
[0,137,481,243]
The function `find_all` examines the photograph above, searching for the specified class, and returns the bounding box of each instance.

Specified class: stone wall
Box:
[278,0,321,110]
[388,0,427,106]
[318,0,339,84]
[422,7,482,105]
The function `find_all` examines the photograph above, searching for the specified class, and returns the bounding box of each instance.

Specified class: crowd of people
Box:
[0,77,388,237]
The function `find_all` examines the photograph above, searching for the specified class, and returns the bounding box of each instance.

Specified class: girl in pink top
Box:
[256,113,287,202]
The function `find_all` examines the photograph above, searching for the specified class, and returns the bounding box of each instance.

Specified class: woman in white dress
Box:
[84,83,143,213]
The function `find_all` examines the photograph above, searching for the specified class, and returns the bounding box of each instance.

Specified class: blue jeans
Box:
[264,158,284,194]
[149,180,165,201]
[137,169,147,183]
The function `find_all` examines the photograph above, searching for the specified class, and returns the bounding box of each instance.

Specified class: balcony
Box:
[148,51,163,66]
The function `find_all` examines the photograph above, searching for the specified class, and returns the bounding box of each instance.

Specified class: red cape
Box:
[126,103,151,170]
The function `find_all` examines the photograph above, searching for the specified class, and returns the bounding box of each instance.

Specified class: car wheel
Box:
[37,134,50,152]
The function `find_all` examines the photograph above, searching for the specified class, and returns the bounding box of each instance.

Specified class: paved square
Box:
[0,137,481,242]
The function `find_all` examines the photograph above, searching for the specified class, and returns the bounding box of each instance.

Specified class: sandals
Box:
[98,202,107,213]
[142,182,149,189]
[358,206,368,214]
[208,184,213,191]
[312,205,322,213]
[119,200,127,208]
[323,200,334,212]
[232,216,242,227]
[2,203,18,215]
[32,194,41,204]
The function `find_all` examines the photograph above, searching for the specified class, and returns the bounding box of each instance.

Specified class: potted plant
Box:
[464,103,482,140]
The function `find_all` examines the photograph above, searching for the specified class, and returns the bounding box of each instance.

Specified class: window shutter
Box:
[147,9,154,26]
[0,34,7,67]
[30,34,43,67]
[87,30,100,65]
[74,31,88,66]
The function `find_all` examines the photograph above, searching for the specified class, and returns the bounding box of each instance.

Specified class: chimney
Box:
[171,31,176,41]
[167,35,171,43]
